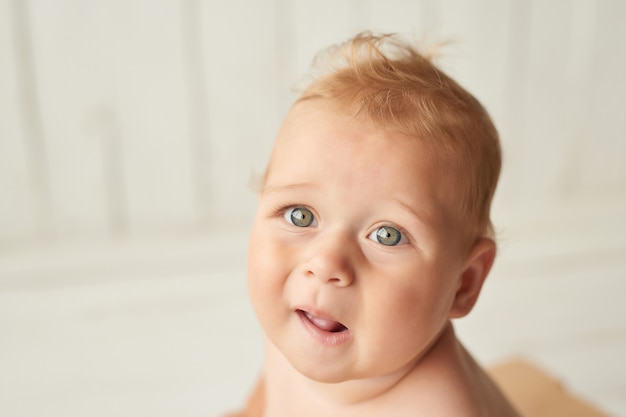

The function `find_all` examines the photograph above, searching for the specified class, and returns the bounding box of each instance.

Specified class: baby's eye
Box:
[368,226,406,246]
[284,207,316,227]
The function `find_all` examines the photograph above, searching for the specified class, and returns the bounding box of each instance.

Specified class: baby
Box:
[233,32,520,417]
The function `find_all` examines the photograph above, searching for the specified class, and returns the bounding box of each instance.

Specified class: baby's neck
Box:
[262,322,465,417]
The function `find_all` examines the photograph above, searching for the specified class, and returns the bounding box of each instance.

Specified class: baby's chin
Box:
[285,353,354,384]
[282,349,404,386]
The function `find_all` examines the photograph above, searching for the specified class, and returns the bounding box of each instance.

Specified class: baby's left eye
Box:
[284,207,316,227]
[368,226,407,246]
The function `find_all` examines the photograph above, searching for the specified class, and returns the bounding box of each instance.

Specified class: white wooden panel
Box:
[415,0,444,37]
[108,0,196,236]
[274,0,300,116]
[365,0,425,34]
[369,0,445,38]
[556,0,596,195]
[292,0,367,80]
[179,0,211,230]
[27,0,113,238]
[0,0,37,242]
[520,2,581,199]
[200,1,279,228]
[582,0,626,191]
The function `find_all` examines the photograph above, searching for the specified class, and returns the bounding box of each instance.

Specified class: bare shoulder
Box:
[453,343,521,417]
[410,364,520,417]
[396,328,521,417]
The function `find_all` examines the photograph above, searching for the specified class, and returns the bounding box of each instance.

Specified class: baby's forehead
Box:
[270,100,462,196]
[277,99,453,169]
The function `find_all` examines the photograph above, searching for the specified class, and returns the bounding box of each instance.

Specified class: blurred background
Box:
[1,0,625,416]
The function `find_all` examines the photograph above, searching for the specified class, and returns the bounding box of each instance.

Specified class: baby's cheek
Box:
[248,237,285,299]
[247,244,292,342]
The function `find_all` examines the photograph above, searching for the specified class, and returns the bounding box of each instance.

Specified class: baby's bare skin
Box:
[260,324,518,417]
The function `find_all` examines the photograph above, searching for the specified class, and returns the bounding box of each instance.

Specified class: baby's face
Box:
[248,100,466,383]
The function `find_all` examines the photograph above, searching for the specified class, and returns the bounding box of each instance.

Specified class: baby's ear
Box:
[449,238,496,319]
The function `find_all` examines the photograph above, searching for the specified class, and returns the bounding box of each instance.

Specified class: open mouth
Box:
[297,309,348,333]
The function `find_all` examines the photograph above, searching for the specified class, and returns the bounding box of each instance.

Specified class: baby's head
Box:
[248,32,501,384]
[293,32,500,248]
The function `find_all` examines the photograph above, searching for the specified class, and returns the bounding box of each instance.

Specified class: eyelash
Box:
[273,203,311,219]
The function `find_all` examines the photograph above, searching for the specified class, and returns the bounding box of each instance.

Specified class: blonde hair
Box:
[297,32,501,245]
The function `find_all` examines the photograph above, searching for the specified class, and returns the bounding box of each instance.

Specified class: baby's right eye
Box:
[284,207,316,227]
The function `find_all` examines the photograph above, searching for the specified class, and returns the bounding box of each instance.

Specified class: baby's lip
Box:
[296,308,348,333]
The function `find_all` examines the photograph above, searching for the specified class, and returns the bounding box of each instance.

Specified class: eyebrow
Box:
[391,197,438,233]
[260,182,316,195]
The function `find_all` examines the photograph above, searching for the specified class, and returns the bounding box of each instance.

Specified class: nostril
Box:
[307,269,349,285]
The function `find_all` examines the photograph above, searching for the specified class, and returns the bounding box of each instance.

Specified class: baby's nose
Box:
[305,232,356,287]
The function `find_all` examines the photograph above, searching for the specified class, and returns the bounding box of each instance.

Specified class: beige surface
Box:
[490,359,610,417]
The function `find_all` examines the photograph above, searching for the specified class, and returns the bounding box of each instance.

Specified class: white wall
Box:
[2,0,625,245]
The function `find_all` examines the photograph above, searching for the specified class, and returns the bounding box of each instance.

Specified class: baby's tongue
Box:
[305,311,346,332]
